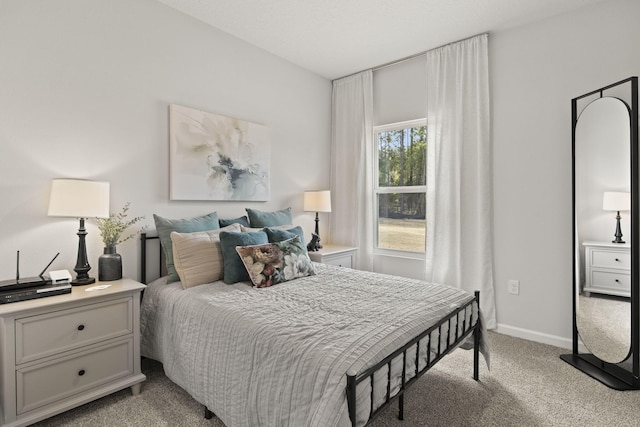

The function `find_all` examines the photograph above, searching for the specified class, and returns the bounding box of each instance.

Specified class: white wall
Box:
[0,0,331,281]
[371,0,640,347]
[2,0,638,349]
[492,0,640,346]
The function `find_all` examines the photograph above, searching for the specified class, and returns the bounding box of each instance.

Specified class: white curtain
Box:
[425,34,496,329]
[330,70,374,271]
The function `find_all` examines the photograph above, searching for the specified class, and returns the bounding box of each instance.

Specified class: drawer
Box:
[590,270,631,293]
[16,337,133,414]
[16,297,132,364]
[324,254,353,268]
[590,249,631,270]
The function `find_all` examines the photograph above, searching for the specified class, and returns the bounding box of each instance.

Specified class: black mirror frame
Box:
[561,76,639,390]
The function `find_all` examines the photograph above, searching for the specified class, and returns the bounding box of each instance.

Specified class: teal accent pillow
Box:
[246,207,292,227]
[264,226,305,246]
[219,230,268,284]
[219,216,250,227]
[153,212,220,283]
[236,236,315,288]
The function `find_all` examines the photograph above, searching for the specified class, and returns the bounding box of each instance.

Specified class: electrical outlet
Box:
[508,279,520,295]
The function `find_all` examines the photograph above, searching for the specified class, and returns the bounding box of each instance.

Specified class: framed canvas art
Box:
[169,104,271,201]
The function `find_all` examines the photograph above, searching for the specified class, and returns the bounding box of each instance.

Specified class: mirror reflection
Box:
[575,96,631,364]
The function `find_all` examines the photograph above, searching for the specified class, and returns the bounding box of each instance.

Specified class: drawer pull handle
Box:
[78,369,86,376]
[615,258,620,262]
[615,279,620,283]
[77,325,85,331]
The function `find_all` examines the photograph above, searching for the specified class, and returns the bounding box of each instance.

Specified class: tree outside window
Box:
[375,119,426,254]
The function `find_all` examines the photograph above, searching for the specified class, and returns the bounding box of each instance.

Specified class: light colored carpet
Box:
[576,294,630,363]
[31,331,640,427]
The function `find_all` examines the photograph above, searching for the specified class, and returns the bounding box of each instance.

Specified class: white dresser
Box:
[0,279,146,427]
[583,241,631,297]
[308,245,358,268]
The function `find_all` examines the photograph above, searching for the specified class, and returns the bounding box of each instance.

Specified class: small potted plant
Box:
[95,203,144,281]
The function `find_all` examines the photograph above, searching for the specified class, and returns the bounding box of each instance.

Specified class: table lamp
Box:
[48,179,110,285]
[602,191,630,244]
[304,190,331,251]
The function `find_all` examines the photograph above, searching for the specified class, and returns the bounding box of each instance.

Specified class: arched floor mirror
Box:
[561,76,639,389]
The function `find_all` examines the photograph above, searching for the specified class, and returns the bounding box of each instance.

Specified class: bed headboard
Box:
[140,232,165,284]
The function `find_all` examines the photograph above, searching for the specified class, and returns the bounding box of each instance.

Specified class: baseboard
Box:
[495,323,573,350]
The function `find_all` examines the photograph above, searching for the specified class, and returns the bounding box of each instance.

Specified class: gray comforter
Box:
[140,263,485,427]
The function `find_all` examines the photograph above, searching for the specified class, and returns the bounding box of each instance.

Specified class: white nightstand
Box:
[583,241,631,297]
[308,245,358,268]
[0,278,146,427]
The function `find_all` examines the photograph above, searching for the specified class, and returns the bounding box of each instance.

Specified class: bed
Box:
[139,232,488,427]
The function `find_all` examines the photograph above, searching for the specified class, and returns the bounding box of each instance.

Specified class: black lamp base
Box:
[612,211,625,243]
[314,212,323,250]
[307,233,321,252]
[71,277,96,286]
[72,218,95,286]
[307,212,324,251]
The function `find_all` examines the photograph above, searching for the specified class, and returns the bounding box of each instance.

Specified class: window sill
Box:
[373,249,425,261]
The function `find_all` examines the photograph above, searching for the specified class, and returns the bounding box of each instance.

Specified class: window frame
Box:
[373,118,427,259]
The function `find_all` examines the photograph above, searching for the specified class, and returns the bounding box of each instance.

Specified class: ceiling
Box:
[155,0,607,80]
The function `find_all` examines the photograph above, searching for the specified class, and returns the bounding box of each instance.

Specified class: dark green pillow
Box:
[153,212,219,283]
[264,226,305,246]
[219,216,250,227]
[219,230,268,284]
[246,207,292,227]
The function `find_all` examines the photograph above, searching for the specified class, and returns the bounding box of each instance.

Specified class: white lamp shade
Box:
[304,190,332,213]
[602,191,631,212]
[48,179,110,218]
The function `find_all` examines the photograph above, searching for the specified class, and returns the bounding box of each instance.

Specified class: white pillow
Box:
[171,223,241,289]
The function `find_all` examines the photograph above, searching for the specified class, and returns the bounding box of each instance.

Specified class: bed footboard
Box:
[346,290,481,426]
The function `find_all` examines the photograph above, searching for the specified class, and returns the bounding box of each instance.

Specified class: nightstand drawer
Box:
[323,254,353,268]
[308,245,357,268]
[16,297,132,364]
[590,249,631,270]
[16,337,133,414]
[591,271,630,292]
[1,279,145,427]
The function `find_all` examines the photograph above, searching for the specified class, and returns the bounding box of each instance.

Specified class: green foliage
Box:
[378,193,425,218]
[378,126,427,218]
[95,202,145,247]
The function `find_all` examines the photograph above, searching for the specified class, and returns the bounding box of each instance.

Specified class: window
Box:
[374,119,427,254]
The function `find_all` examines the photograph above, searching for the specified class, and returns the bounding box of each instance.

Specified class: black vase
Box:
[99,246,122,281]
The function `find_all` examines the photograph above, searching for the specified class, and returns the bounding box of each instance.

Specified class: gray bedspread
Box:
[140,263,486,427]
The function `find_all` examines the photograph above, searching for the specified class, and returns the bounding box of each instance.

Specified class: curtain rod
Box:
[332,33,488,82]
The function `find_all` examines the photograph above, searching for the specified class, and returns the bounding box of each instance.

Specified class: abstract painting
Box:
[169,104,271,201]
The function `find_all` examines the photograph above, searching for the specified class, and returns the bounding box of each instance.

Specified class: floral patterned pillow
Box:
[235,236,315,288]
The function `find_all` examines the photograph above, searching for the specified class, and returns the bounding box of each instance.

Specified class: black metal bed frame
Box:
[139,233,161,285]
[139,232,481,426]
[346,291,480,426]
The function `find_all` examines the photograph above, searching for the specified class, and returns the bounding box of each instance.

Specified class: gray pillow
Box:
[264,225,305,246]
[153,212,220,283]
[219,230,268,284]
[219,216,250,227]
[246,207,292,227]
